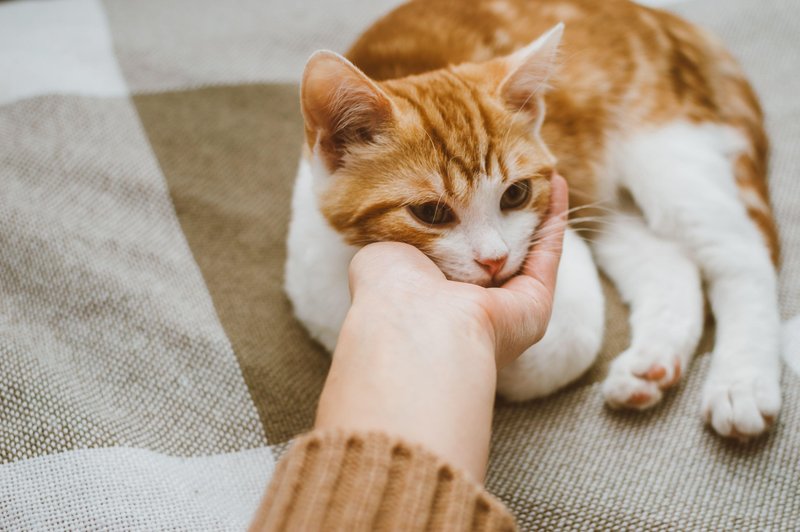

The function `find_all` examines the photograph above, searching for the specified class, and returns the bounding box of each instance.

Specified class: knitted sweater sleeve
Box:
[249,430,517,532]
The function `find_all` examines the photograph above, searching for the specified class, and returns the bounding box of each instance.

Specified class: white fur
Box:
[285,154,604,400]
[285,117,783,438]
[593,210,704,409]
[782,315,800,378]
[285,158,357,352]
[431,178,539,286]
[497,228,605,401]
[606,121,781,437]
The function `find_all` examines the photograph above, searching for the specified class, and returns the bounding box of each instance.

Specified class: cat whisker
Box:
[564,202,616,214]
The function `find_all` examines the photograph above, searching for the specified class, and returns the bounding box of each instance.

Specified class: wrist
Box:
[314,296,498,480]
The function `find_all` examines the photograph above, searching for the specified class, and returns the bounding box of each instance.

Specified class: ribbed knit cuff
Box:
[250,430,517,531]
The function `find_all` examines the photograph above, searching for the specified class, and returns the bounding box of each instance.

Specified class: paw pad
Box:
[603,351,685,411]
[627,391,654,407]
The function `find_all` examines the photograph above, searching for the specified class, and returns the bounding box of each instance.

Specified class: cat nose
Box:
[475,254,508,277]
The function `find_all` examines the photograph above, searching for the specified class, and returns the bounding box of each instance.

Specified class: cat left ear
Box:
[499,23,563,116]
[301,50,395,171]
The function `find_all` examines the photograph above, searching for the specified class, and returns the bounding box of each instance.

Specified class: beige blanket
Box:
[0,0,797,528]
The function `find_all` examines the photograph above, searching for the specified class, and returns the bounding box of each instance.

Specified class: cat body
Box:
[286,0,781,439]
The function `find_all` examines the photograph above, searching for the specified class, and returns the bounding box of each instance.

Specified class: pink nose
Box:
[475,255,508,277]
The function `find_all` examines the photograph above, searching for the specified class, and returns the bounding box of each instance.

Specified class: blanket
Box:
[1,0,798,529]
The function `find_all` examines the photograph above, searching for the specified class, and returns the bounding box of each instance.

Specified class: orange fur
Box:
[304,0,777,264]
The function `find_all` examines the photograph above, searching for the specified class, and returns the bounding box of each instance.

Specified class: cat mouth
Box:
[437,260,519,287]
[473,270,516,288]
[490,271,516,287]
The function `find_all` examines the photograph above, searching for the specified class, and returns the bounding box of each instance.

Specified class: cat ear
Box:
[301,50,394,170]
[499,23,563,116]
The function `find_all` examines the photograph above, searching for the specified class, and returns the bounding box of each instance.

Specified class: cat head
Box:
[300,24,563,286]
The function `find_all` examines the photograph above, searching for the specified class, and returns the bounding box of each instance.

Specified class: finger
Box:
[508,172,568,293]
[489,271,555,349]
[487,174,568,364]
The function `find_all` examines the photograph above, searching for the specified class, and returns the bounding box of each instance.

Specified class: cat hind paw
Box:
[701,372,780,440]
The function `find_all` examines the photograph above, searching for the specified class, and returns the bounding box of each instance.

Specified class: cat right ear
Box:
[498,23,563,120]
[301,51,395,171]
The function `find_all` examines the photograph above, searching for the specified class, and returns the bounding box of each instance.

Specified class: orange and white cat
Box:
[285,0,782,439]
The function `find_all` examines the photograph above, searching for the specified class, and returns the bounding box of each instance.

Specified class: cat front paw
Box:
[602,348,684,410]
[701,371,780,440]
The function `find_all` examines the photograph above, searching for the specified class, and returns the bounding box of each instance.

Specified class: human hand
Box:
[315,173,568,480]
[346,172,569,368]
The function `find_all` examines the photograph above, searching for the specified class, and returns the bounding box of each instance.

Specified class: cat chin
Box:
[441,270,515,288]
[438,270,490,287]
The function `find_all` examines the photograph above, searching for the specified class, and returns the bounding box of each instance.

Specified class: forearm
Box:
[314,296,498,481]
[251,175,567,528]
[249,430,517,531]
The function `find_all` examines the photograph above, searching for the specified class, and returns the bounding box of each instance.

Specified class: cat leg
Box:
[618,123,781,438]
[497,228,605,401]
[593,210,704,410]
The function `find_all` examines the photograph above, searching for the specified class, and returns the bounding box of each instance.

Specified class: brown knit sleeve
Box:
[249,430,517,532]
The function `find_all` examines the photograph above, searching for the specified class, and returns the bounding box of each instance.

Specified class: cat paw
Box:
[603,348,684,410]
[701,372,780,440]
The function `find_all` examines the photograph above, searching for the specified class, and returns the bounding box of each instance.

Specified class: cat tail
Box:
[782,315,800,377]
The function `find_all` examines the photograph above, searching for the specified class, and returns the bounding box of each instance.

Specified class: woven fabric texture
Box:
[0,0,798,529]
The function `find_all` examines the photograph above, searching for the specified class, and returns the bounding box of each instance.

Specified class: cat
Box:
[285,0,781,440]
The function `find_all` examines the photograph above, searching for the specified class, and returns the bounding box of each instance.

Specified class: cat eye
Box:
[408,202,455,226]
[500,180,532,210]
